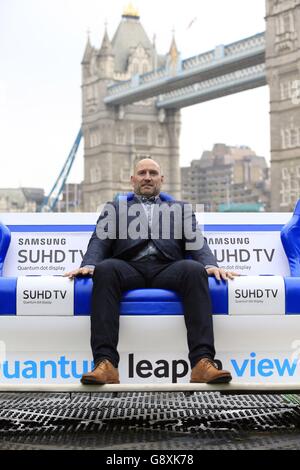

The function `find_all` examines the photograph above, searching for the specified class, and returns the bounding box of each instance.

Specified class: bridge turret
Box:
[81,33,95,82]
[98,26,115,79]
[82,33,93,65]
[166,33,181,74]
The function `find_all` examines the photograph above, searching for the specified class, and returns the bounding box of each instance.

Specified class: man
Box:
[66,158,238,385]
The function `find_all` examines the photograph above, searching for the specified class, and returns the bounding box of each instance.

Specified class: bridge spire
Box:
[169,29,179,66]
[82,31,93,64]
[99,23,114,57]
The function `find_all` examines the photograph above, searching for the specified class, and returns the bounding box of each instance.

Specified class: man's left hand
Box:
[206,267,240,281]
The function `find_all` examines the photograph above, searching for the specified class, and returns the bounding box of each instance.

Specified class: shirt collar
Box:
[135,194,160,204]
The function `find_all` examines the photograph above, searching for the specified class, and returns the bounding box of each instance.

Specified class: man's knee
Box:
[179,260,208,278]
[93,259,123,279]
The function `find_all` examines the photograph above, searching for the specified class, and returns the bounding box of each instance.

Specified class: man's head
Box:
[131,158,164,197]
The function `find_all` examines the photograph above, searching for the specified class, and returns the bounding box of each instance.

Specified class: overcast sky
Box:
[0,0,268,193]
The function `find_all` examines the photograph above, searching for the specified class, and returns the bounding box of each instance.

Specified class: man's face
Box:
[131,159,164,197]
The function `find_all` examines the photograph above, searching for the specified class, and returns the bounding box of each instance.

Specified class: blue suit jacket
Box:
[81,193,218,268]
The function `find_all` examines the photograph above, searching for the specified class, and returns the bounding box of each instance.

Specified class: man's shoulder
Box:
[95,200,117,219]
[161,198,189,206]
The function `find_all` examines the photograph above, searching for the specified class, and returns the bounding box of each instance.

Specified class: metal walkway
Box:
[0,382,300,394]
[0,391,299,450]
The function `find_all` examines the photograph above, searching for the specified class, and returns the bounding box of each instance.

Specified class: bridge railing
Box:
[181,51,214,71]
[224,32,265,57]
[139,66,169,85]
[182,32,265,70]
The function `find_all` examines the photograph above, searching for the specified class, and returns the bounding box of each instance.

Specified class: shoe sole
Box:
[190,374,232,384]
[80,378,120,385]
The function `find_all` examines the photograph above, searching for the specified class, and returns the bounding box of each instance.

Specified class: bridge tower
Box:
[266,0,300,211]
[81,6,181,211]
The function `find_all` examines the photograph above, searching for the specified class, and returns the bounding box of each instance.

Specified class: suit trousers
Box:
[91,257,216,368]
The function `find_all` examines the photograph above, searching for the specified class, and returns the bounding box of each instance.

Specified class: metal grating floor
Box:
[0,392,299,450]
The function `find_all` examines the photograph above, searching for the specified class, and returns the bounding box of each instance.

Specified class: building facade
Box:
[181,144,270,211]
[81,6,181,211]
[58,183,83,212]
[0,188,44,212]
[266,0,300,211]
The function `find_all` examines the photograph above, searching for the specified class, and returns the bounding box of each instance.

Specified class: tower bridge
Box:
[81,1,300,212]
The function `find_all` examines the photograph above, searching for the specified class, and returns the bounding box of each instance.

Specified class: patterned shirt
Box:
[130,195,165,261]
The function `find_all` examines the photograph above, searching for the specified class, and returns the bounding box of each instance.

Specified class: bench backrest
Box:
[0,206,295,277]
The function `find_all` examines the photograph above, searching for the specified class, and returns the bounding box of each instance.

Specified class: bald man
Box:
[66,158,238,385]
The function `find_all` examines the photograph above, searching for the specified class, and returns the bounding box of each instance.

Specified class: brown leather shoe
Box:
[190,358,232,384]
[81,359,120,385]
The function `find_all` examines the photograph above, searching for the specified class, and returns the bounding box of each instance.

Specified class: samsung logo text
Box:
[234,289,278,299]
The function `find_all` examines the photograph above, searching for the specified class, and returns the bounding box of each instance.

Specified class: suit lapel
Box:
[126,195,148,238]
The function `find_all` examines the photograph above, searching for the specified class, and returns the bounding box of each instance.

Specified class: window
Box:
[89,129,101,147]
[157,134,165,146]
[282,167,289,179]
[281,185,291,206]
[142,62,148,74]
[134,126,148,145]
[86,84,97,101]
[132,62,139,75]
[116,130,125,145]
[281,129,287,149]
[120,168,130,181]
[285,129,291,149]
[280,81,289,100]
[291,178,299,193]
[90,165,101,184]
[291,128,299,147]
[283,12,292,33]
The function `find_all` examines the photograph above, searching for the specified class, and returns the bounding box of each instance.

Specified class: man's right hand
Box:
[64,267,95,279]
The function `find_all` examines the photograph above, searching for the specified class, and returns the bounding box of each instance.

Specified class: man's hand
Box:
[64,267,95,279]
[206,267,240,281]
